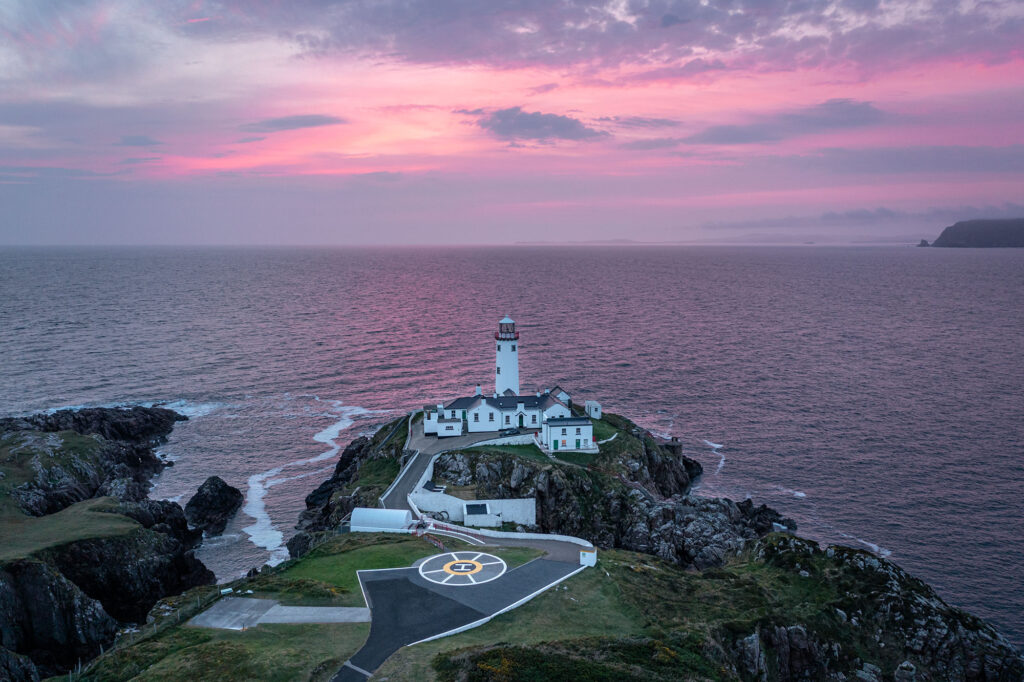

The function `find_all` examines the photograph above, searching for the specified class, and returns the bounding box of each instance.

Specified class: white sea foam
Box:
[776,486,807,499]
[838,531,892,557]
[240,400,389,566]
[702,440,726,474]
[152,400,224,418]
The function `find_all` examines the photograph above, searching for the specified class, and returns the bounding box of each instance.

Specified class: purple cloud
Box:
[474,107,607,142]
[239,115,347,133]
[685,99,887,145]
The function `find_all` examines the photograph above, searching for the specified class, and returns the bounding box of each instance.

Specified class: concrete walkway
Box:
[188,597,370,630]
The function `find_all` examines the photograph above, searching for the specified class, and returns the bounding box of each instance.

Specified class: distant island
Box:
[927,219,1024,248]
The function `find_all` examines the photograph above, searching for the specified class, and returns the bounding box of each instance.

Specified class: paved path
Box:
[188,598,370,630]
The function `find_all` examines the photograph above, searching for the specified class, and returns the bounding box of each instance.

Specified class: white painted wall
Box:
[437,419,463,437]
[495,338,519,395]
[410,492,536,525]
[542,421,595,452]
[585,401,602,419]
[467,403,501,432]
[542,403,571,421]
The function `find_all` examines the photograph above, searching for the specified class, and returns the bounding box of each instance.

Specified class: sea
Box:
[1,246,1021,645]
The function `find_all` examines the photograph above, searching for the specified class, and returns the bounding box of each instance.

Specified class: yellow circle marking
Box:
[443,559,483,575]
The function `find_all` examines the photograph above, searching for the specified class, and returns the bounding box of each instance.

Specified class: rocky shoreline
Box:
[0,407,215,680]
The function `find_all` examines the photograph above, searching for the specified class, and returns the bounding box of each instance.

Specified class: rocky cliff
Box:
[289,416,410,557]
[0,407,214,680]
[432,447,793,570]
[930,218,1024,247]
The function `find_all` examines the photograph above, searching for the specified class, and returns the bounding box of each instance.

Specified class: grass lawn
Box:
[269,534,450,605]
[351,457,400,489]
[0,496,139,561]
[591,419,619,442]
[554,451,600,467]
[460,443,551,466]
[77,622,369,682]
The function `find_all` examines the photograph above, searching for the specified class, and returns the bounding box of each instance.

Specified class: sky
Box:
[0,0,1022,245]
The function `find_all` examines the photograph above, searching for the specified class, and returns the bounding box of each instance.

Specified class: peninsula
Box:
[929,218,1024,247]
[10,319,1018,682]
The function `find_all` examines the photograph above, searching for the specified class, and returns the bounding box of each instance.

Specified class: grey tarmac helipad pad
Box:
[417,551,507,586]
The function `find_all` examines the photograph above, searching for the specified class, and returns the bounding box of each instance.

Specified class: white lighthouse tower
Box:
[495,316,520,396]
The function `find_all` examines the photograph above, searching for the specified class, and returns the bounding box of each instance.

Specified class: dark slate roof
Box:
[443,392,568,412]
[444,396,481,410]
[546,417,591,426]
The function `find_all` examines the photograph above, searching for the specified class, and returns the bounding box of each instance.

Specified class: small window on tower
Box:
[497,344,501,351]
[496,367,501,374]
[512,345,516,351]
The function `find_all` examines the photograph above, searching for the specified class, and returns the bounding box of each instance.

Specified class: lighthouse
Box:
[495,316,520,396]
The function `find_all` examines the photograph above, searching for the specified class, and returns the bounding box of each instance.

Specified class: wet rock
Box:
[0,647,39,682]
[0,560,117,678]
[894,660,916,682]
[184,476,243,535]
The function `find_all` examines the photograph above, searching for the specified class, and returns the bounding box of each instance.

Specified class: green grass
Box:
[554,451,600,467]
[351,457,400,489]
[0,496,139,561]
[461,444,551,465]
[591,419,618,442]
[0,430,145,560]
[270,534,448,605]
[77,623,369,682]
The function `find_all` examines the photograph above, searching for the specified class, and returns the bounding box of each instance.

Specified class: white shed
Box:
[350,507,413,534]
[585,400,602,419]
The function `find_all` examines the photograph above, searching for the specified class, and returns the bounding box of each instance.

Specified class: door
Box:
[576,439,581,449]
[552,439,558,450]
[518,415,524,427]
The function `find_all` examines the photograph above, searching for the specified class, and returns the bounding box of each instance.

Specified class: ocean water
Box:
[1,246,1021,645]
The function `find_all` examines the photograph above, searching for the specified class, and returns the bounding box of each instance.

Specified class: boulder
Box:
[184,476,243,535]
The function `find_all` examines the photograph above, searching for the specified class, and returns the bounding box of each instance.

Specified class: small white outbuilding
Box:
[350,507,413,534]
[584,400,602,420]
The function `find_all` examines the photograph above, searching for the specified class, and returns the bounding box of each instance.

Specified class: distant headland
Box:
[921,218,1024,248]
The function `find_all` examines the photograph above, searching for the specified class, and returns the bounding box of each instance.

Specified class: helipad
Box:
[417,551,507,586]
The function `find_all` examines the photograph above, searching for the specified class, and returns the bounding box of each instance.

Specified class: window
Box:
[562,440,567,447]
[450,410,455,418]
[505,415,510,424]
[512,345,516,351]
[489,413,494,421]
[561,428,566,435]
[473,413,479,422]
[531,415,537,424]
[497,344,501,351]
[496,367,501,374]
[575,427,581,435]
[445,425,454,431]
[584,439,589,446]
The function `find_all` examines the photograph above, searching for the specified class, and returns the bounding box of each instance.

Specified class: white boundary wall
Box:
[471,434,536,446]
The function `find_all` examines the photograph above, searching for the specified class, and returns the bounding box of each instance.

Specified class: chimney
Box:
[536,391,541,397]
[475,385,481,395]
[436,403,443,411]
[493,392,498,399]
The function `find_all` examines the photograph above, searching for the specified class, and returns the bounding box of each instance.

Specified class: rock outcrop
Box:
[0,407,213,680]
[184,476,243,535]
[430,448,794,570]
[290,416,410,556]
[931,218,1024,247]
[0,560,117,678]
[725,534,1024,681]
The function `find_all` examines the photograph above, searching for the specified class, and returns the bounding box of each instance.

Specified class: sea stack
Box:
[184,476,244,535]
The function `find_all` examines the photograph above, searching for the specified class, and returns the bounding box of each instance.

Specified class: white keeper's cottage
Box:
[423,317,598,452]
